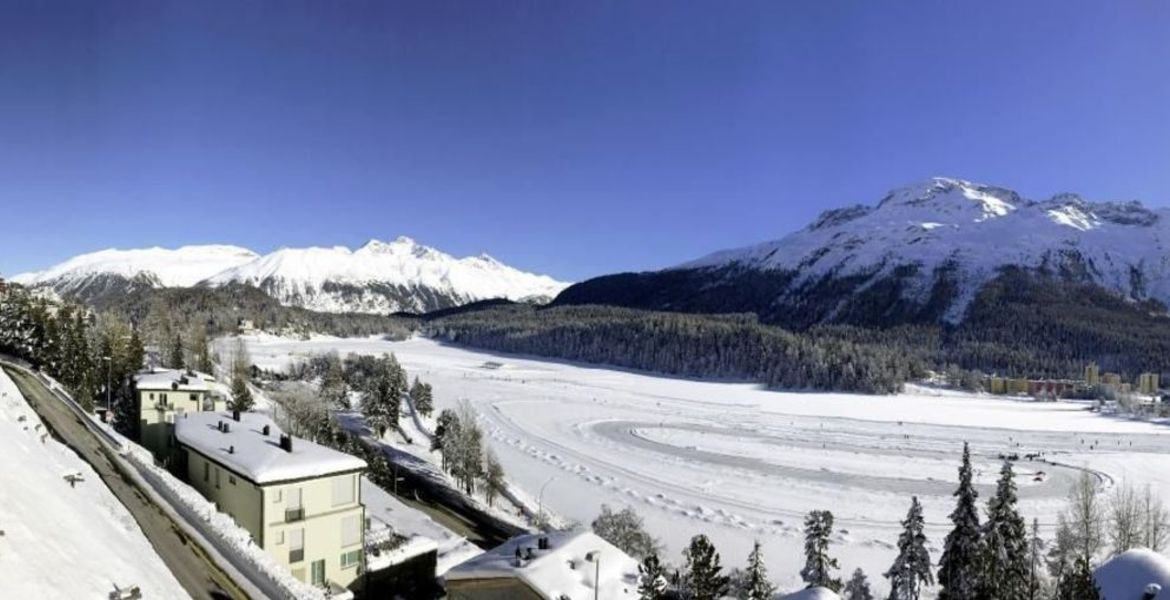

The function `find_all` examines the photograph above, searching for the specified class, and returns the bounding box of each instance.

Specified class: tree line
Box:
[593,443,1165,600]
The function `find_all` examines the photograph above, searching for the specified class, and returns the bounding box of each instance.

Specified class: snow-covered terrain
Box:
[14,237,569,314]
[237,334,1170,595]
[0,368,189,599]
[204,237,569,313]
[604,177,1170,322]
[12,244,257,290]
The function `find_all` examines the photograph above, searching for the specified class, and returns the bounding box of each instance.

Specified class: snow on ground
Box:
[239,334,1170,595]
[0,368,189,599]
[360,477,483,574]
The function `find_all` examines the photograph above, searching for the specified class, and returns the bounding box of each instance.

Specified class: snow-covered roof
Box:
[779,588,842,600]
[174,411,366,485]
[443,530,640,600]
[1095,548,1170,599]
[134,368,211,392]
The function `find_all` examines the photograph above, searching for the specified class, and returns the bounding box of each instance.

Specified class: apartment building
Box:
[133,368,226,459]
[174,410,367,591]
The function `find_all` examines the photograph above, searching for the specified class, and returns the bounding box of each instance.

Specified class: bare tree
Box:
[1109,482,1144,555]
[1143,484,1170,551]
[1067,471,1105,562]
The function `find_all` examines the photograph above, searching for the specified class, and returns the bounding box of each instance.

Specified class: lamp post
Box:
[537,476,557,530]
[586,549,601,600]
[101,355,112,412]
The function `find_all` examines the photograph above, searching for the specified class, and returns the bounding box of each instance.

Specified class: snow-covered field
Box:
[0,368,189,599]
[239,333,1170,594]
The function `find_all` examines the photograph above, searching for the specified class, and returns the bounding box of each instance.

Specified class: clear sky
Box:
[1,1,1167,281]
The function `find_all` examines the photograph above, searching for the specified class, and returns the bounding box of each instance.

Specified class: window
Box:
[289,528,304,563]
[276,531,285,545]
[149,392,154,401]
[285,488,303,522]
[203,462,209,483]
[273,488,283,503]
[340,550,361,570]
[340,515,360,548]
[229,475,236,485]
[311,559,325,586]
[189,393,198,402]
[332,475,354,507]
[215,467,221,489]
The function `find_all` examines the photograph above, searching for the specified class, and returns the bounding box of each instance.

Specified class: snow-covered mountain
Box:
[12,245,259,298]
[203,237,570,314]
[557,177,1170,325]
[14,238,570,314]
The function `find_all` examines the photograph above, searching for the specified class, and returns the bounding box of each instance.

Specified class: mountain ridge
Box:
[12,237,570,314]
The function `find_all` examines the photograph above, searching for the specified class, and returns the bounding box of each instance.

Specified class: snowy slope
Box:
[679,177,1170,321]
[12,245,258,295]
[0,368,189,599]
[202,237,570,313]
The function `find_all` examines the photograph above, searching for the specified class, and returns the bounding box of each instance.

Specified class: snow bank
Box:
[0,368,189,599]
[779,587,842,600]
[1094,548,1170,599]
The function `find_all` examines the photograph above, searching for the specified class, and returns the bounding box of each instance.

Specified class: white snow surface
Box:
[175,411,366,484]
[1094,548,1170,600]
[237,334,1170,596]
[0,368,189,599]
[780,588,842,600]
[202,236,570,313]
[12,244,257,288]
[679,177,1170,321]
[444,530,640,599]
[360,477,484,575]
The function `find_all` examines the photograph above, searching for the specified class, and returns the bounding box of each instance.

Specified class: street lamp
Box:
[586,549,602,600]
[101,356,112,413]
[537,476,557,530]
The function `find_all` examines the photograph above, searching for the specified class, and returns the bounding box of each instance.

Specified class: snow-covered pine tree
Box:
[937,442,983,600]
[637,553,668,600]
[743,541,775,600]
[885,496,934,600]
[843,568,874,600]
[1055,556,1100,600]
[801,510,843,591]
[682,534,730,600]
[980,460,1030,600]
[167,331,184,368]
[410,376,434,417]
[230,338,254,412]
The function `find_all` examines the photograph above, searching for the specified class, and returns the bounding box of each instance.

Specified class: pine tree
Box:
[981,460,1030,600]
[801,510,843,591]
[168,331,184,369]
[410,376,434,418]
[637,553,668,600]
[320,353,348,409]
[482,449,505,507]
[743,541,775,600]
[1055,556,1099,600]
[938,443,983,600]
[1028,517,1043,600]
[681,534,730,600]
[885,496,934,600]
[230,339,254,412]
[843,568,874,600]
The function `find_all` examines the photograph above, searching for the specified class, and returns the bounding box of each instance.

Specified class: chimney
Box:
[262,424,270,436]
[279,434,293,453]
[217,421,224,432]
[223,422,231,433]
[228,445,234,454]
[232,409,240,422]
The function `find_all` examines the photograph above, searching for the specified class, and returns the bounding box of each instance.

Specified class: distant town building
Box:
[238,318,257,334]
[175,411,367,592]
[1085,362,1100,387]
[1104,372,1123,386]
[1139,372,1160,396]
[132,368,226,459]
[444,530,640,600]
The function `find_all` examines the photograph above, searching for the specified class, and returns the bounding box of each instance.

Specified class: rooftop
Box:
[174,411,366,485]
[1095,548,1170,600]
[134,368,212,392]
[443,530,639,600]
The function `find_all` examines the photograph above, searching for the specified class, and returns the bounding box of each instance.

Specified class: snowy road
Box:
[240,334,1170,594]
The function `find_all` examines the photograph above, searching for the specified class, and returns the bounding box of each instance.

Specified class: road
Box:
[2,364,248,600]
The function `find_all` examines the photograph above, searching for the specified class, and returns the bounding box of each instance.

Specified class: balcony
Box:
[285,507,305,522]
[289,548,304,563]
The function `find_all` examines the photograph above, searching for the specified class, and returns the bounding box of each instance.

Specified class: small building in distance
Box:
[1085,362,1100,387]
[238,318,257,334]
[443,530,639,600]
[175,410,367,592]
[1139,372,1160,396]
[133,368,226,460]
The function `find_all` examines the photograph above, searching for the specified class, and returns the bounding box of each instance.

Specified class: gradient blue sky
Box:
[2,1,1168,281]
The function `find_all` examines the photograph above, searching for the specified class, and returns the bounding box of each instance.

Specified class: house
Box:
[1085,362,1101,387]
[133,368,226,460]
[443,530,640,600]
[1139,373,1160,396]
[1094,548,1170,599]
[174,410,367,592]
[238,318,257,334]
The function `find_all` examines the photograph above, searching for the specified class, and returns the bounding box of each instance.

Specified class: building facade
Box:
[175,411,367,591]
[133,368,226,460]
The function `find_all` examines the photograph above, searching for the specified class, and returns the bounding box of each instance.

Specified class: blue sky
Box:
[1,1,1167,281]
